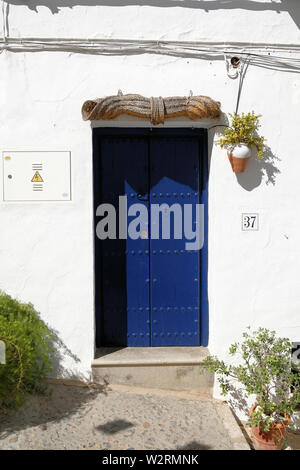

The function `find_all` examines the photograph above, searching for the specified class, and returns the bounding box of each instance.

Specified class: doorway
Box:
[93,128,208,347]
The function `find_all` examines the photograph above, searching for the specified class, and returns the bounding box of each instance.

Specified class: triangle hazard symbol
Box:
[31,171,43,183]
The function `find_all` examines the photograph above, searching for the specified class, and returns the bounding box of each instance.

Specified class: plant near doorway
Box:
[201,327,300,450]
[0,292,54,410]
[219,112,266,173]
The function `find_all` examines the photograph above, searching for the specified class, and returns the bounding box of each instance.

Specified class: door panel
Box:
[149,137,201,346]
[99,136,150,346]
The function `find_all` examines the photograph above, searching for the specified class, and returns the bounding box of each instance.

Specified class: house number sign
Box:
[242,213,259,231]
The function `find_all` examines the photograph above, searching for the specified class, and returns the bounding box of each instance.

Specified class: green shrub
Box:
[201,327,300,432]
[0,292,54,409]
[219,112,266,159]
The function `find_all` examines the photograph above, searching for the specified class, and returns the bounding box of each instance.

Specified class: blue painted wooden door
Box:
[95,130,204,347]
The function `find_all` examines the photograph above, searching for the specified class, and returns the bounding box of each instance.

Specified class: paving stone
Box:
[0,383,247,450]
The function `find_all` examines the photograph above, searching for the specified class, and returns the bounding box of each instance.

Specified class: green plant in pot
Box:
[219,112,266,173]
[201,328,300,450]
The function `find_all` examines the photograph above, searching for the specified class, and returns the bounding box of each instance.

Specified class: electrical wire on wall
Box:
[236,57,251,114]
[224,54,252,114]
[1,0,300,73]
[0,36,300,73]
[0,3,299,116]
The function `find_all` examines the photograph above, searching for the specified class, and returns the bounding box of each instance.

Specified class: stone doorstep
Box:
[92,347,214,392]
[92,346,211,367]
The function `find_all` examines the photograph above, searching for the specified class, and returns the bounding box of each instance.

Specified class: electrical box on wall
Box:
[3,151,71,201]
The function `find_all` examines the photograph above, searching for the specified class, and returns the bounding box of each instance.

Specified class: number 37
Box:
[242,213,259,231]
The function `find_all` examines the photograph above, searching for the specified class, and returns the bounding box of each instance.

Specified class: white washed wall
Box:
[1,2,300,398]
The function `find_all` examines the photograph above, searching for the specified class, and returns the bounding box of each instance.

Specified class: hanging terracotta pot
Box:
[227,143,251,173]
[249,404,290,450]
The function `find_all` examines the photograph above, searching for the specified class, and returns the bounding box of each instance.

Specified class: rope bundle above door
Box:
[82,92,221,125]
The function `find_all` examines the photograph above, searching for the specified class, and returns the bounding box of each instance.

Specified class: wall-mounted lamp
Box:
[224,54,241,79]
[230,56,240,68]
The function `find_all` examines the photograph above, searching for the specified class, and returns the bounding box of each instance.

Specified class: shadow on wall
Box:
[235,145,281,191]
[5,0,300,29]
[226,383,250,417]
[48,324,86,380]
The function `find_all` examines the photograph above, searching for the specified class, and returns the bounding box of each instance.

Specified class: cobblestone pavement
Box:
[0,383,247,450]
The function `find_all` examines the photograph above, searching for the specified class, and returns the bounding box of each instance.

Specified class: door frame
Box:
[92,127,209,347]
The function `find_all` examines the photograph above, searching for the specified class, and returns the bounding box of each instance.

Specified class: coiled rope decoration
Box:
[82,91,221,125]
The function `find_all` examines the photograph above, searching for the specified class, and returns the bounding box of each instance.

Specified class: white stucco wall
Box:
[1,1,300,395]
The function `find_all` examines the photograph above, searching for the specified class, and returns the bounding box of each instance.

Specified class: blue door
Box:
[93,129,208,347]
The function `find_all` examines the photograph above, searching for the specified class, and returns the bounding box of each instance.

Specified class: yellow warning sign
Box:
[31,171,43,183]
